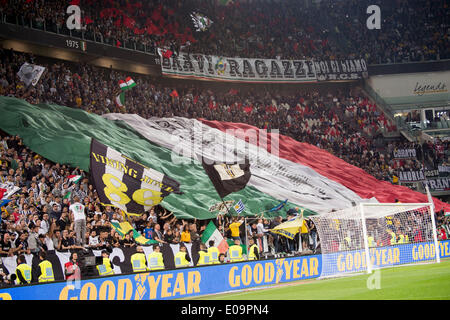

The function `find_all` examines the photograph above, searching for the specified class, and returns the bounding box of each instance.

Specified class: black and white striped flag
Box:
[90,139,181,215]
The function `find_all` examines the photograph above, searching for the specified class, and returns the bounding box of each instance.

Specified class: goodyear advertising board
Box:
[321,240,449,277]
[0,240,449,300]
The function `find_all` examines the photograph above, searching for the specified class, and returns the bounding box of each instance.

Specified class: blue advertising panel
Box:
[0,240,448,300]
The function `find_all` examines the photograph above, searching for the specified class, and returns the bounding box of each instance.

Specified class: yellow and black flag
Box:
[201,157,251,199]
[90,138,181,216]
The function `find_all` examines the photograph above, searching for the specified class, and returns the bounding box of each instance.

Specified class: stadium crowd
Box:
[0,132,324,285]
[1,48,448,185]
[0,0,448,64]
[0,0,448,287]
[0,130,448,286]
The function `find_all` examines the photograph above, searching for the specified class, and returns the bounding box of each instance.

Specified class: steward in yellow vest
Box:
[247,238,259,261]
[130,246,148,273]
[175,245,190,268]
[228,239,243,262]
[387,229,397,245]
[207,240,220,264]
[37,251,55,282]
[148,244,165,271]
[97,250,114,276]
[197,243,211,266]
[15,255,32,285]
[397,230,409,244]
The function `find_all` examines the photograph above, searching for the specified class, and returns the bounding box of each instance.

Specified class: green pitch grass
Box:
[191,258,450,300]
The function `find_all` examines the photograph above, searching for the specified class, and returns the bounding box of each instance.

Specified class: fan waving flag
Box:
[90,138,181,216]
[115,92,125,107]
[201,157,251,199]
[270,216,304,240]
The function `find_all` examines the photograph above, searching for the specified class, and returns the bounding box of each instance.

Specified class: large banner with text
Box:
[0,240,449,300]
[157,49,367,83]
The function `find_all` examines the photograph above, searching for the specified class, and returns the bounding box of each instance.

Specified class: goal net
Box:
[310,203,440,278]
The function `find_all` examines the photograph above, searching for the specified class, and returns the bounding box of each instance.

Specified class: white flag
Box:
[190,12,213,32]
[17,62,46,87]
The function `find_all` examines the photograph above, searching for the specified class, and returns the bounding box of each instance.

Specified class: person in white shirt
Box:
[88,230,100,249]
[69,196,86,247]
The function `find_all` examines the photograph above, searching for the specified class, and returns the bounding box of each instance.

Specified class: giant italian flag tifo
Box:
[0,96,448,219]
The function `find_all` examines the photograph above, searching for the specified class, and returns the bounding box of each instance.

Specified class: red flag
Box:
[123,16,136,29]
[134,27,145,35]
[170,90,179,98]
[243,106,253,114]
[208,101,216,110]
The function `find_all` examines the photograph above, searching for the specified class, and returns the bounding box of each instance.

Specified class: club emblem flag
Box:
[90,138,181,216]
[17,62,46,87]
[201,157,251,199]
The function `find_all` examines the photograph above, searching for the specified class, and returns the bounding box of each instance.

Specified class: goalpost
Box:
[310,202,440,278]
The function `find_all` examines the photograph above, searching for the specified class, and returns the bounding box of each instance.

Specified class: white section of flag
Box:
[202,221,229,254]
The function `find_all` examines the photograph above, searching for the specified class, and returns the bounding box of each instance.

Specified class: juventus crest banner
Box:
[89,139,181,215]
[201,157,251,199]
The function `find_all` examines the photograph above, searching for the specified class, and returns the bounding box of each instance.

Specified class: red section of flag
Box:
[0,188,6,199]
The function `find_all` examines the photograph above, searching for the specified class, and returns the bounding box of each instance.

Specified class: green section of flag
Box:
[201,221,217,243]
[115,92,125,106]
[0,96,313,220]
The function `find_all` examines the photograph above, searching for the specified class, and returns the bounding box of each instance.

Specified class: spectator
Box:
[0,232,14,257]
[152,223,166,244]
[229,217,244,242]
[180,223,191,243]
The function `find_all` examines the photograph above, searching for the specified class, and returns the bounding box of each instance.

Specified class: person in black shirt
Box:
[14,231,30,255]
[269,216,282,253]
[59,229,75,252]
[163,229,175,244]
[120,232,135,248]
